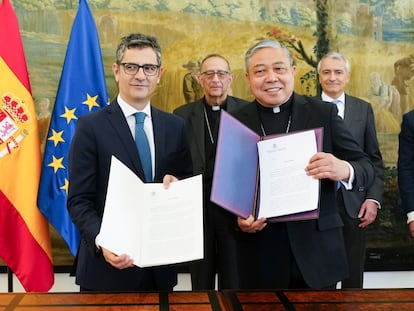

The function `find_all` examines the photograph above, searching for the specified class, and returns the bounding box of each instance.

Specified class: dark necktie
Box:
[331,100,341,189]
[331,99,344,119]
[134,112,152,182]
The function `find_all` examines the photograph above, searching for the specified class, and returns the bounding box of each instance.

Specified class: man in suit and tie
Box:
[398,109,414,238]
[232,39,376,289]
[174,54,249,290]
[67,33,192,292]
[317,52,384,289]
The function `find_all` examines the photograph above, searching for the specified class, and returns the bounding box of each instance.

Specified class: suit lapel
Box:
[343,94,356,126]
[151,107,161,178]
[106,101,144,177]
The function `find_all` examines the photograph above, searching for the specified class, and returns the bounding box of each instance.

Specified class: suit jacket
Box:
[321,94,384,218]
[232,93,376,288]
[398,110,414,214]
[173,96,249,175]
[67,100,192,291]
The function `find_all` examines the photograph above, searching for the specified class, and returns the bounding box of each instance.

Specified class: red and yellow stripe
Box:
[0,0,54,292]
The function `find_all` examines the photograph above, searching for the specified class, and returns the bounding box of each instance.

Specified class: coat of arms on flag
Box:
[0,92,30,157]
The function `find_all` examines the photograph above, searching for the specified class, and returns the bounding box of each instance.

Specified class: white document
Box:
[99,156,203,267]
[257,129,319,218]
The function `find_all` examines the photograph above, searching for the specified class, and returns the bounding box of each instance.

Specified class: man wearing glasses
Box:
[68,33,192,292]
[174,54,249,290]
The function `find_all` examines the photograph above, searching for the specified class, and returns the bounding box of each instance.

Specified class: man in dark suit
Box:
[317,52,384,289]
[174,54,249,290]
[67,33,192,291]
[232,39,376,289]
[398,109,414,238]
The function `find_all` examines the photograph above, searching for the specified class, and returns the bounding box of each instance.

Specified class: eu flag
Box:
[38,0,108,256]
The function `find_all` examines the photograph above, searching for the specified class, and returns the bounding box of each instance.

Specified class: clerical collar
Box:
[256,96,293,135]
[203,98,227,111]
[255,96,293,113]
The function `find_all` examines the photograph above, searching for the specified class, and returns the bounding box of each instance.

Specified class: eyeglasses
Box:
[200,70,230,80]
[120,63,160,76]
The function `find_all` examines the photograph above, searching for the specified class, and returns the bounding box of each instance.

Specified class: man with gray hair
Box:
[175,54,248,290]
[231,40,376,289]
[317,52,384,289]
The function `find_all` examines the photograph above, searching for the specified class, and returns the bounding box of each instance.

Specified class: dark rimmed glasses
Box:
[120,63,160,76]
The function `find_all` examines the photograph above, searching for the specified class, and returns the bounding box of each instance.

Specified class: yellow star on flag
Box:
[60,178,69,195]
[60,106,78,124]
[48,155,65,173]
[47,129,65,147]
[83,93,100,111]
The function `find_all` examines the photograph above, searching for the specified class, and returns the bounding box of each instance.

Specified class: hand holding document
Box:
[98,156,203,268]
[211,111,322,222]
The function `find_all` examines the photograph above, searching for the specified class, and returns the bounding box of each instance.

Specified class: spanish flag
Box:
[0,0,54,292]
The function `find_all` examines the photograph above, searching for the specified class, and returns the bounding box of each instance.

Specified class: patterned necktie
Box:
[134,112,152,182]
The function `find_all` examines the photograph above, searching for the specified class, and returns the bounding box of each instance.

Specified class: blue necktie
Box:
[134,112,152,182]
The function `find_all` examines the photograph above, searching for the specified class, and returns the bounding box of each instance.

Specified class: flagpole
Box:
[7,266,13,292]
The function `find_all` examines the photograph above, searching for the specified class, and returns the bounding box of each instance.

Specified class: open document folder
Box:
[211,110,323,222]
[99,156,203,268]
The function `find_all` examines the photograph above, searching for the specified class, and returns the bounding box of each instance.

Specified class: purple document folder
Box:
[211,110,323,222]
[211,110,260,219]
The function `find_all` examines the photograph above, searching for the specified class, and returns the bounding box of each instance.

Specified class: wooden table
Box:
[221,288,414,311]
[1,289,414,310]
[0,291,224,310]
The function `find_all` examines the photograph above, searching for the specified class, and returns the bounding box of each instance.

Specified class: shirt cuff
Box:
[367,198,381,209]
[340,161,354,190]
[407,211,414,224]
[95,233,101,250]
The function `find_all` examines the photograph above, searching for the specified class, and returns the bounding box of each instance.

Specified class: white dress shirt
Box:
[117,95,155,179]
